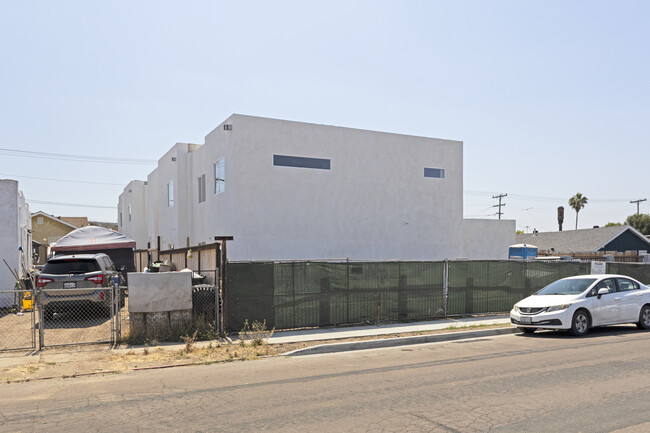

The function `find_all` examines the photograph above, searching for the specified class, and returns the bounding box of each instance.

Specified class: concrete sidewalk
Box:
[0,315,514,382]
[266,315,511,344]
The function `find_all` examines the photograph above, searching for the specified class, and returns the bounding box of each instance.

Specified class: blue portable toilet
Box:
[508,244,538,259]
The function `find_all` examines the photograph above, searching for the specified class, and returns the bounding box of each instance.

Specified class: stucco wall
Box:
[32,214,77,247]
[461,219,516,259]
[189,115,467,260]
[0,180,31,307]
[118,180,148,249]
[121,115,515,261]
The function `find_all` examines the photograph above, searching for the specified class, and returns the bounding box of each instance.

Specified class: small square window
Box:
[424,168,445,178]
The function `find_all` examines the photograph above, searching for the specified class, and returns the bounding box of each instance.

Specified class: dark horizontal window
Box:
[424,168,445,178]
[273,154,331,170]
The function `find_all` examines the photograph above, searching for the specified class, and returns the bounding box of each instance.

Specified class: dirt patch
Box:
[0,324,509,383]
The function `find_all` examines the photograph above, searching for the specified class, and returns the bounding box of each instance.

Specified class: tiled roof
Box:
[515,225,650,253]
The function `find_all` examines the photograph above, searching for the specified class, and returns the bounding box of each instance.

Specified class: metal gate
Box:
[0,285,123,351]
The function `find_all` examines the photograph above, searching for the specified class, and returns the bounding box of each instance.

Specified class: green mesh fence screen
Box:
[226,260,650,331]
[227,261,444,331]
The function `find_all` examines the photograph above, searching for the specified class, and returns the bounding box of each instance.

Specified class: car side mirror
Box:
[597,288,609,299]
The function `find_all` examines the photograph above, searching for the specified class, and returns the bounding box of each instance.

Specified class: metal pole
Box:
[443,259,449,318]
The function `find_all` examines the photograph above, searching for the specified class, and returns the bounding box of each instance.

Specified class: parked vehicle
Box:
[36,253,123,319]
[510,274,650,336]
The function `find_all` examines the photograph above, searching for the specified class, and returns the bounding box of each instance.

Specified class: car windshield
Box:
[42,259,101,275]
[536,278,597,295]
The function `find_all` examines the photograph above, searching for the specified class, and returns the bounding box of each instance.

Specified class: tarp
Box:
[52,226,136,251]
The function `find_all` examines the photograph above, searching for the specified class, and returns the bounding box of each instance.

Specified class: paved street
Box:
[2,326,650,432]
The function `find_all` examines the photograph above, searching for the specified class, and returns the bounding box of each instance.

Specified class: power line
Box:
[0,147,157,165]
[0,172,124,186]
[26,199,115,209]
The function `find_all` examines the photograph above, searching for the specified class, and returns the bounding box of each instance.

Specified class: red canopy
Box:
[51,226,136,251]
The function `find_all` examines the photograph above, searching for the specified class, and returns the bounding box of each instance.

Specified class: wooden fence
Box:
[134,243,221,285]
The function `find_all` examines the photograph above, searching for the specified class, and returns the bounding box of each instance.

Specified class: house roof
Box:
[51,226,136,251]
[515,225,650,253]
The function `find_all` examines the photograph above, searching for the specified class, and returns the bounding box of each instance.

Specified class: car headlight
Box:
[546,304,571,312]
[513,304,520,313]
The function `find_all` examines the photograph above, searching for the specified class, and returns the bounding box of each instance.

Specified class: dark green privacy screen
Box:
[227,261,444,331]
[226,260,650,331]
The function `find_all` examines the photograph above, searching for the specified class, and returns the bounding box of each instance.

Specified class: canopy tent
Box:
[51,226,136,272]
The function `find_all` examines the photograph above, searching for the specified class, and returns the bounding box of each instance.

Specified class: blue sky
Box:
[1,1,648,231]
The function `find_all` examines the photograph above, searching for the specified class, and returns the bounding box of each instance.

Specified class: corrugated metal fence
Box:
[226,260,650,331]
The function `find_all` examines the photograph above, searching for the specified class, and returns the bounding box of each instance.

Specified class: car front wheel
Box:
[570,310,590,337]
[637,305,650,330]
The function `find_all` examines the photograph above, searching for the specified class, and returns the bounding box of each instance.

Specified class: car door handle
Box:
[615,297,621,301]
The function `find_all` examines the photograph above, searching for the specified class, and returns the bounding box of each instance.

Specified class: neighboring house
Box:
[0,180,31,305]
[516,225,650,256]
[31,211,80,262]
[60,216,89,228]
[119,114,515,261]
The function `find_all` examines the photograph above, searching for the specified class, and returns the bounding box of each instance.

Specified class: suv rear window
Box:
[42,259,101,275]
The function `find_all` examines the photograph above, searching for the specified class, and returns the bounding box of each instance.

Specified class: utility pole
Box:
[492,193,507,220]
[630,198,647,215]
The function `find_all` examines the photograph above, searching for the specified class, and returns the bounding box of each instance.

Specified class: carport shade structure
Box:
[51,226,137,272]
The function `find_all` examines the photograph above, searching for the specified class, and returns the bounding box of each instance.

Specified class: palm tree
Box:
[568,193,588,230]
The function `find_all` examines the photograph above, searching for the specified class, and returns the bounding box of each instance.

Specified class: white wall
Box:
[118,180,148,249]
[124,115,515,261]
[0,180,31,307]
[461,219,516,259]
[191,115,473,260]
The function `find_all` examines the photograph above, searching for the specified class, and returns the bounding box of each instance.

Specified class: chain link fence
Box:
[226,260,650,331]
[37,286,122,348]
[0,289,36,351]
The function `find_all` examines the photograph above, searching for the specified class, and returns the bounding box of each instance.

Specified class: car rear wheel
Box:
[636,305,650,330]
[518,327,536,334]
[570,310,590,337]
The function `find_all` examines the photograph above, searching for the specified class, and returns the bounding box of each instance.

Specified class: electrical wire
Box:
[0,172,124,186]
[0,148,157,165]
[26,199,115,209]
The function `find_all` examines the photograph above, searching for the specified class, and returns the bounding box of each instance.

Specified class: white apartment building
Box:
[0,179,32,305]
[118,114,515,260]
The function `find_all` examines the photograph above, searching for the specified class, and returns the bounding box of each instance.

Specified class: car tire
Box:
[43,306,53,321]
[518,327,536,334]
[636,305,650,330]
[570,310,590,337]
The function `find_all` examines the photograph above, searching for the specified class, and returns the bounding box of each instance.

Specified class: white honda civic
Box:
[510,274,650,336]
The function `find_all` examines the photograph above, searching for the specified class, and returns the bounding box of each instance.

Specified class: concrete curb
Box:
[284,327,519,356]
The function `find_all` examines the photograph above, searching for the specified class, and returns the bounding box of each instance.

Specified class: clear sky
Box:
[1,1,648,232]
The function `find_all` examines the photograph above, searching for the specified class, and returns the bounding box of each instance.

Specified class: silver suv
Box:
[37,253,121,319]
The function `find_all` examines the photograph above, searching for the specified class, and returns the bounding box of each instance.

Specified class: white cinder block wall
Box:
[119,115,515,260]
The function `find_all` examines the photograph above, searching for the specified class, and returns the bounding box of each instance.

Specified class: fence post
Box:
[37,288,44,349]
[443,260,449,318]
[398,274,407,319]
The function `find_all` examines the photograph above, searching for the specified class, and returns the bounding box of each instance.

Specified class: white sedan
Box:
[510,274,650,336]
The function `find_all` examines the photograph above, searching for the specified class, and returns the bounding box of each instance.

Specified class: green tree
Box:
[625,213,650,235]
[568,193,588,230]
[605,222,622,227]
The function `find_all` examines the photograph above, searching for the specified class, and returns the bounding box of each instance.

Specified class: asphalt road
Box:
[2,326,650,432]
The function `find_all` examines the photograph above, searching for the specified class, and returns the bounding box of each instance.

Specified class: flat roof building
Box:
[119,114,515,261]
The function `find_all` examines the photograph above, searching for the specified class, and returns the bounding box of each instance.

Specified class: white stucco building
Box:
[0,179,32,306]
[118,114,515,260]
